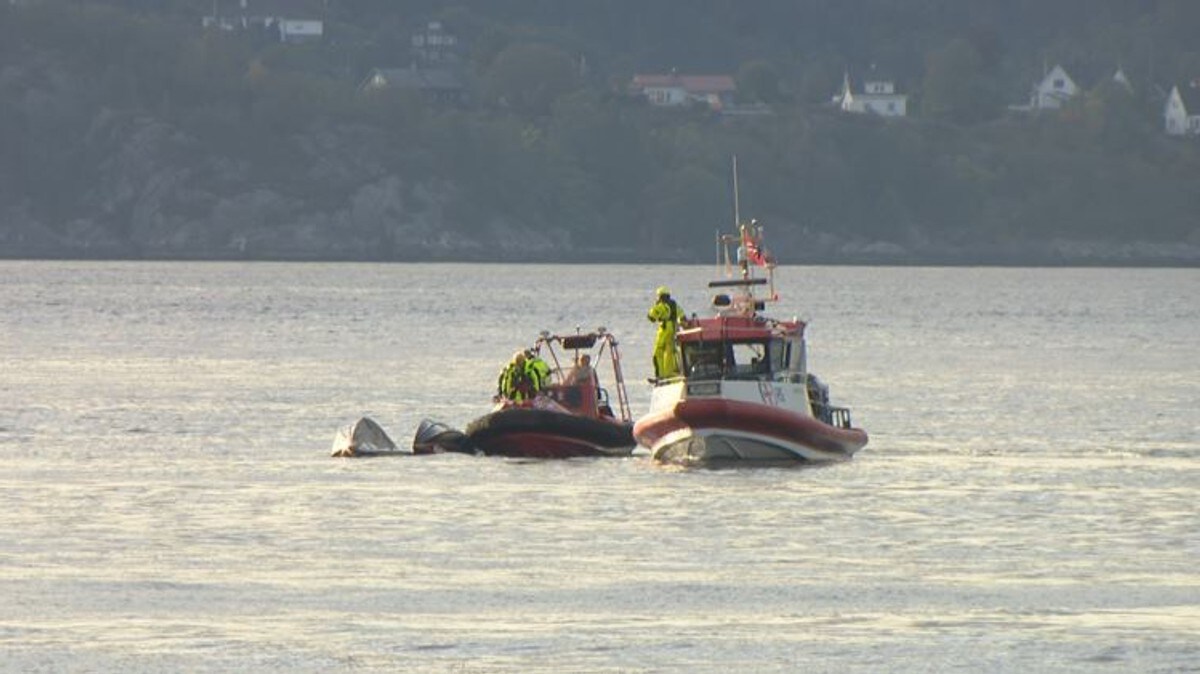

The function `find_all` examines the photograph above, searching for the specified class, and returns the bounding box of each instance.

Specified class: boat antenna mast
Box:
[733,155,742,233]
[712,155,778,315]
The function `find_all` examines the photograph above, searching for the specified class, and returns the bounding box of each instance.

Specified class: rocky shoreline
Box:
[3,109,1197,268]
[3,209,1197,268]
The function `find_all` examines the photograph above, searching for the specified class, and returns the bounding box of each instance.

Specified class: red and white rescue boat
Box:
[634,197,868,467]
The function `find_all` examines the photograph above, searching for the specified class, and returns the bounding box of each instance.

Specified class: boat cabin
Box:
[677,316,807,383]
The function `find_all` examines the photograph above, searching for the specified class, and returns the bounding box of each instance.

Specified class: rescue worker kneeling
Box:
[524,349,552,393]
[497,349,551,402]
[497,351,536,402]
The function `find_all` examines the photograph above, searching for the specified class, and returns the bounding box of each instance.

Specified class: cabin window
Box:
[681,342,725,379]
[729,342,767,376]
[682,340,788,379]
[767,340,789,372]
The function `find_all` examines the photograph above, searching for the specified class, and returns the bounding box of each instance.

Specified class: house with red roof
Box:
[629,73,737,111]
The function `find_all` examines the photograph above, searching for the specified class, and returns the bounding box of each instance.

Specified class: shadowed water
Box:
[1,262,1197,672]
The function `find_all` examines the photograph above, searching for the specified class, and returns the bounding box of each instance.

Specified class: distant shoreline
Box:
[3,251,1196,268]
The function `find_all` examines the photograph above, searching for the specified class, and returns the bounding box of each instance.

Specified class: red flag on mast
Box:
[742,221,772,267]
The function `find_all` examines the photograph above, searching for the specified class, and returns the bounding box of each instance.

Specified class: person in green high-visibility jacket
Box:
[497,351,535,402]
[647,286,686,379]
[524,349,552,393]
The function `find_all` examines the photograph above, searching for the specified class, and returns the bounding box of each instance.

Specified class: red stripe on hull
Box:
[634,398,868,459]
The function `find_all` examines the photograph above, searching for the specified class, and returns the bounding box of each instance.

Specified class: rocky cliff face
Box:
[1,109,482,260]
[0,56,573,261]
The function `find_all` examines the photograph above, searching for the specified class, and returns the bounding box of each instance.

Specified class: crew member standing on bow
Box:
[647,286,686,379]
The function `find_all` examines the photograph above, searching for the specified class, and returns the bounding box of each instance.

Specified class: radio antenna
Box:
[731,155,741,227]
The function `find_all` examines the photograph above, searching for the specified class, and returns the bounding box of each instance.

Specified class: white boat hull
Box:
[652,427,855,465]
[634,394,868,467]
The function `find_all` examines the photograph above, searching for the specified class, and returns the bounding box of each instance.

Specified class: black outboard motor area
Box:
[412,418,474,455]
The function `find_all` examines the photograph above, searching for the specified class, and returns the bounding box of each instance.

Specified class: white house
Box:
[835,69,907,117]
[412,21,460,65]
[1111,66,1133,92]
[201,0,324,43]
[1165,82,1200,136]
[629,73,737,111]
[1028,64,1078,110]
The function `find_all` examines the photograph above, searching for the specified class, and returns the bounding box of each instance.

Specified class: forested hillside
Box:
[2,0,1199,264]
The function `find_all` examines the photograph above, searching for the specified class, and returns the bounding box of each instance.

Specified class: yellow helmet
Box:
[656,286,671,296]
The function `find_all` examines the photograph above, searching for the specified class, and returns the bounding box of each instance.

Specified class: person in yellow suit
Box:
[647,286,686,379]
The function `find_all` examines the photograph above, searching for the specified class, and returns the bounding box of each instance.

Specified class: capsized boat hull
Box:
[634,397,868,466]
[331,416,399,457]
[466,407,636,459]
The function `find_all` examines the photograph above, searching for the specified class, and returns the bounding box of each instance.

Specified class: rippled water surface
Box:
[1,262,1197,672]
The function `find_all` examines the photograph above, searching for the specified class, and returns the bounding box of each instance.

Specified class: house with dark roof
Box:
[629,73,737,111]
[1165,81,1200,136]
[359,67,467,105]
[359,21,467,105]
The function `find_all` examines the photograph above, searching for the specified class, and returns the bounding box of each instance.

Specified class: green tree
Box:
[1078,79,1149,150]
[922,38,1003,124]
[735,60,783,104]
[481,42,580,117]
[642,165,727,254]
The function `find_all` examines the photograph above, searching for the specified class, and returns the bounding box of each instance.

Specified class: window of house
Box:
[1054,79,1065,89]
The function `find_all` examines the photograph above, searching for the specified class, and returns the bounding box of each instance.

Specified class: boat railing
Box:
[708,278,768,288]
[811,402,854,429]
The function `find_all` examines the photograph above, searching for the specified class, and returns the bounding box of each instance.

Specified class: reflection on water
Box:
[0,262,1197,672]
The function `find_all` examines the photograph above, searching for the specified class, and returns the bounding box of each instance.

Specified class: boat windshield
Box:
[682,339,789,380]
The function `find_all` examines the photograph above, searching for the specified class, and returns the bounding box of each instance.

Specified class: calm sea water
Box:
[1,261,1197,673]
